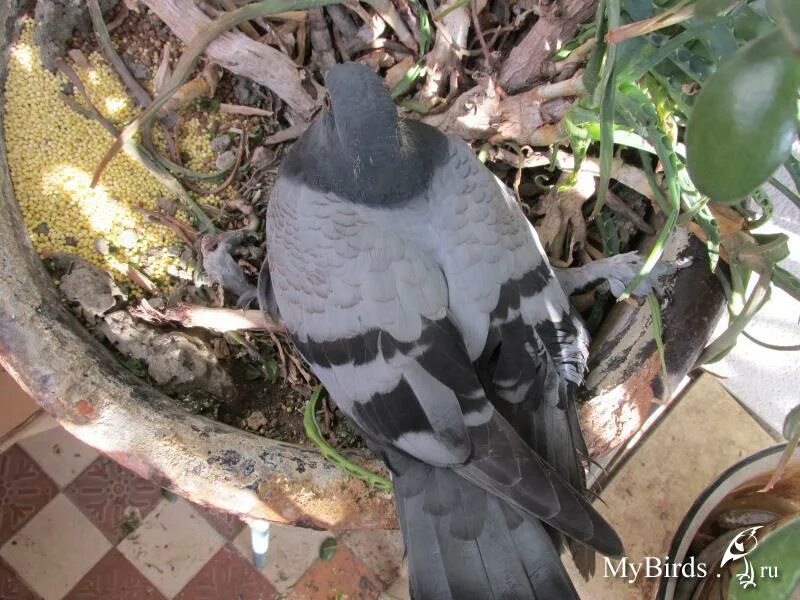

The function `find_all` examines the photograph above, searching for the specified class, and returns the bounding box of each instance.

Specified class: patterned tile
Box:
[380,560,410,600]
[0,414,58,456]
[0,445,58,546]
[64,457,162,543]
[64,549,165,600]
[118,497,224,598]
[19,425,99,488]
[192,504,245,540]
[342,530,404,585]
[0,494,111,600]
[288,542,384,600]
[0,556,41,600]
[174,544,277,600]
[233,523,330,596]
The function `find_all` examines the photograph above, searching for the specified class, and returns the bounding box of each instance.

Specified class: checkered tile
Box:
[0,419,405,599]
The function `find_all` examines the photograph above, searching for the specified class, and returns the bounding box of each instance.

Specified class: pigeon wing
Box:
[266,175,621,554]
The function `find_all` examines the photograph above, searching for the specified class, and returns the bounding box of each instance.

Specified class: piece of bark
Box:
[142,0,317,118]
[420,1,470,100]
[499,0,597,92]
[422,80,572,145]
[533,169,596,265]
[308,7,336,70]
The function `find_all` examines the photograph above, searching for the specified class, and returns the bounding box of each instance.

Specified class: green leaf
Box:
[592,0,621,218]
[319,537,338,562]
[390,61,425,99]
[243,363,263,381]
[769,0,800,52]
[405,0,432,55]
[564,112,591,185]
[733,5,778,42]
[686,31,800,203]
[729,516,800,600]
[648,294,670,399]
[583,0,608,96]
[595,209,621,256]
[695,0,735,21]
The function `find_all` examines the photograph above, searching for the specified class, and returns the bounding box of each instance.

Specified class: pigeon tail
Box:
[392,460,581,600]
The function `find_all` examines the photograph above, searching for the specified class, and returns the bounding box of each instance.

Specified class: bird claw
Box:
[599,251,691,298]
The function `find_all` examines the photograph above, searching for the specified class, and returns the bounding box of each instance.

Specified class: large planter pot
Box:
[0,2,725,529]
[657,444,800,600]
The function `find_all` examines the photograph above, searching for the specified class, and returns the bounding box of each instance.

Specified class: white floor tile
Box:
[18,425,99,488]
[233,523,330,596]
[118,497,224,598]
[342,529,404,584]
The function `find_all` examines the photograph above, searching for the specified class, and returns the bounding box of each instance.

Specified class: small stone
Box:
[210,134,232,153]
[121,53,150,81]
[33,222,49,235]
[246,410,268,430]
[157,197,178,216]
[65,236,78,247]
[94,238,109,255]
[250,146,273,170]
[215,150,236,171]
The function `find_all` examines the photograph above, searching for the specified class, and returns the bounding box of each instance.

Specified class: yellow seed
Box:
[4,20,228,291]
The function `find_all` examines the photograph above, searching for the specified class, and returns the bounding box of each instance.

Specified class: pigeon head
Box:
[324,63,401,172]
[281,62,447,205]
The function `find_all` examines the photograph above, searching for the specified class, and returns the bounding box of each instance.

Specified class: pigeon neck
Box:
[333,102,402,175]
[282,115,448,206]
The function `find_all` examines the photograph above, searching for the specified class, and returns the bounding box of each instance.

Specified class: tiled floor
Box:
[0,416,405,600]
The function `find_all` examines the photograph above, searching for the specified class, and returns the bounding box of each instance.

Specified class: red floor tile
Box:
[0,445,58,546]
[193,504,245,540]
[63,549,165,600]
[0,556,41,600]
[174,544,277,600]
[289,542,383,600]
[64,457,163,543]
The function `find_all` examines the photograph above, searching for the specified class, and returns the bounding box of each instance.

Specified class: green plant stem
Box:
[769,176,800,209]
[694,269,773,367]
[648,294,671,400]
[303,386,393,492]
[87,0,152,108]
[773,265,800,302]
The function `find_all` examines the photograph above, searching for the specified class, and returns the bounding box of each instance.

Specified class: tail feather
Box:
[396,465,580,600]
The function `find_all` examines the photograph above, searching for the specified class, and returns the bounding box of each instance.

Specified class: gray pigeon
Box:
[260,62,635,598]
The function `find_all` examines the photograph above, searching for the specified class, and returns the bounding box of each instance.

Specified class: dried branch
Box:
[363,0,417,50]
[308,7,337,69]
[141,0,323,118]
[87,0,153,108]
[499,0,597,92]
[421,76,574,146]
[421,0,470,101]
[160,63,222,115]
[219,103,274,116]
[132,300,282,332]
